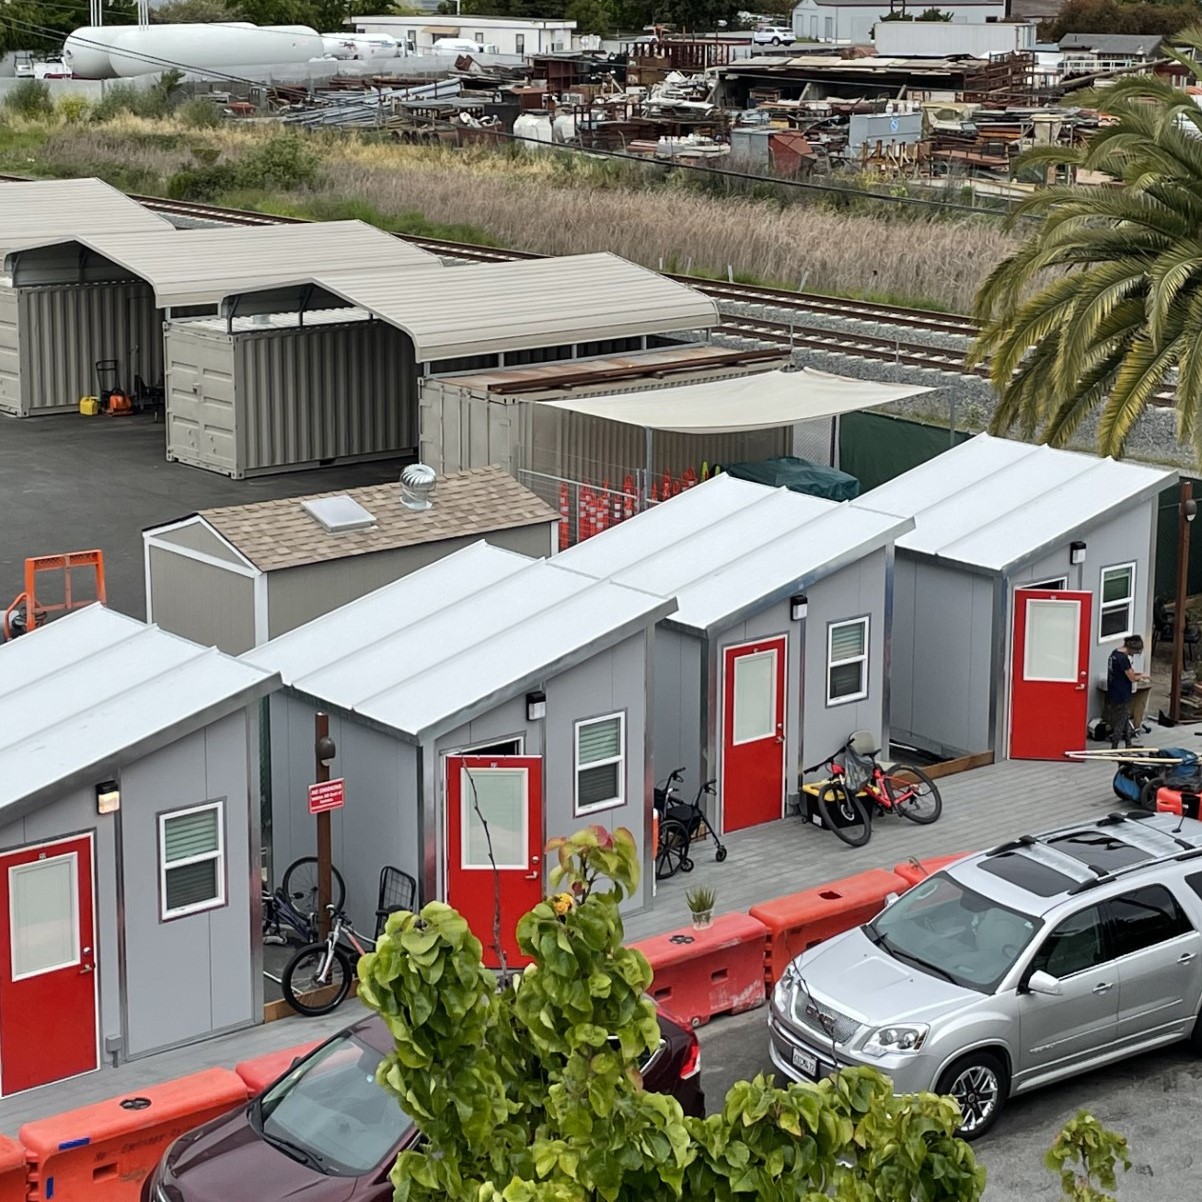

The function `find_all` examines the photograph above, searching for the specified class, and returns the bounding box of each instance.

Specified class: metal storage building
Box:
[244,541,675,964]
[143,466,559,654]
[166,252,719,478]
[1,220,438,418]
[0,178,174,416]
[0,606,278,1095]
[557,474,912,832]
[862,434,1176,762]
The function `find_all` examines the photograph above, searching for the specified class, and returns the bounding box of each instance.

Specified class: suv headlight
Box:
[862,1024,929,1057]
[772,961,801,1009]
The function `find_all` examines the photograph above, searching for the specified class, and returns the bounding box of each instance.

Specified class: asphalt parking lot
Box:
[698,1005,1201,1201]
[0,411,406,619]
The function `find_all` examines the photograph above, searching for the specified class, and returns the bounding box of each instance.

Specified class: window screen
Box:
[576,714,624,814]
[160,802,225,919]
[828,618,869,704]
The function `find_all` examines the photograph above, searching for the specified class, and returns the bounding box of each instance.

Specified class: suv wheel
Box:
[936,1052,1007,1140]
[771,35,782,43]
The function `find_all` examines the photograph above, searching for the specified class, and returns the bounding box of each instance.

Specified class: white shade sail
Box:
[540,368,931,433]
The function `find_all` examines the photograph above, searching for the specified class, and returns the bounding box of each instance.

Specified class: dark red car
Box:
[143,1010,703,1201]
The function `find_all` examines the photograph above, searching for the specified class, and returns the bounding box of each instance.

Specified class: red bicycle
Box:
[805,731,942,848]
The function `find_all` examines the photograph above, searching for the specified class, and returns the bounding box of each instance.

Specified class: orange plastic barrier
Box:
[1156,788,1201,819]
[21,1067,249,1202]
[634,912,769,1028]
[892,852,973,889]
[0,1135,25,1202]
[750,867,907,986]
[234,1041,321,1095]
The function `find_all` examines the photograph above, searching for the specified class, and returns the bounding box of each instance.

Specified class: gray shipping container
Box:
[0,280,161,416]
[164,311,417,478]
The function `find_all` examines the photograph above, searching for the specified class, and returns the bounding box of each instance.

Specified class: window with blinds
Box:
[1099,563,1135,640]
[575,713,625,815]
[827,617,869,705]
[159,801,225,920]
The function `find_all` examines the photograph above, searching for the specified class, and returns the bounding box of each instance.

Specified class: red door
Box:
[445,756,543,969]
[1009,589,1093,760]
[722,637,787,832]
[0,835,97,1095]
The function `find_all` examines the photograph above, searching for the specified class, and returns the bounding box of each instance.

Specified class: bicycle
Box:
[262,856,348,946]
[281,904,375,1017]
[654,769,728,880]
[804,731,942,849]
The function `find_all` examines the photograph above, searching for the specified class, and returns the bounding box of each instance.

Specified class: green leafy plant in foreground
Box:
[357,824,986,1202]
[1045,1112,1132,1202]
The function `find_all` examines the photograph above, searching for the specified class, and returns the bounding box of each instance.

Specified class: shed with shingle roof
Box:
[143,465,559,655]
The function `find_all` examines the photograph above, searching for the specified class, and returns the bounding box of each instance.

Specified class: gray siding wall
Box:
[155,521,248,565]
[148,545,257,654]
[0,789,120,1064]
[265,523,555,639]
[119,711,258,1058]
[17,283,160,416]
[652,628,702,791]
[891,553,995,757]
[0,285,19,415]
[269,694,420,935]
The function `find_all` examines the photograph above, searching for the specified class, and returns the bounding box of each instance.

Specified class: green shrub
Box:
[55,94,92,124]
[92,83,169,123]
[235,134,319,191]
[166,163,239,201]
[4,80,53,120]
[177,99,222,130]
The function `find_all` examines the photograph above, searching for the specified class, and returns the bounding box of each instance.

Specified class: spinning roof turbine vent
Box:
[400,463,437,511]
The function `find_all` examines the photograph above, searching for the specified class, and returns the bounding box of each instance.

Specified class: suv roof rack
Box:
[1068,843,1202,894]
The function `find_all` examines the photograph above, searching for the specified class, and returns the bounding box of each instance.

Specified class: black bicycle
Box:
[654,768,728,880]
[262,856,348,946]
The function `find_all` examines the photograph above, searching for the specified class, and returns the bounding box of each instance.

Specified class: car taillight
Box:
[680,1032,701,1079]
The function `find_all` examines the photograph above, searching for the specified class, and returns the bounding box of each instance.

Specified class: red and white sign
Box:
[308,778,345,815]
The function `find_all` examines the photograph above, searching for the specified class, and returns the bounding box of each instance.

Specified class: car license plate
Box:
[791,1048,817,1079]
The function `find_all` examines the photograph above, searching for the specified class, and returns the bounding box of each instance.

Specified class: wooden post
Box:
[315,712,333,940]
[1171,481,1195,724]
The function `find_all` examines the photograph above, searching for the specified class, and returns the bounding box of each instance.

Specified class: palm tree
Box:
[970,31,1202,460]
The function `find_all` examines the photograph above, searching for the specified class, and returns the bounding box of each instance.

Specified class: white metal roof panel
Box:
[556,474,913,634]
[864,434,1176,572]
[242,541,676,739]
[5,221,439,307]
[0,177,172,258]
[226,253,720,360]
[0,606,278,814]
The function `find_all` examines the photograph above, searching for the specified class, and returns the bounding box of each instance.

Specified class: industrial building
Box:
[790,0,1006,44]
[348,15,577,55]
[1,218,439,419]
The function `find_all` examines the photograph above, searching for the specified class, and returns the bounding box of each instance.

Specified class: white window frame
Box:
[827,616,870,706]
[1029,576,1068,591]
[159,800,225,921]
[1098,562,1136,642]
[574,712,626,816]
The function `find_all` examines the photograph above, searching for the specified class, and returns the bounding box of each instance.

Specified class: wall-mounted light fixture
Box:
[790,594,808,621]
[526,690,547,722]
[96,780,120,815]
[1069,540,1087,566]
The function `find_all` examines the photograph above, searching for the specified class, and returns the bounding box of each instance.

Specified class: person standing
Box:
[1105,634,1146,749]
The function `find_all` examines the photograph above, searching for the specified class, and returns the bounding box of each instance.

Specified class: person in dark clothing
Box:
[1105,635,1146,749]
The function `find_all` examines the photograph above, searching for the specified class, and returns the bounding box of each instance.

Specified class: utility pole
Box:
[1170,481,1197,723]
[314,713,335,939]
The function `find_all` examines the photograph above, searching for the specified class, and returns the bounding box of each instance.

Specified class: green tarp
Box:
[725,456,861,502]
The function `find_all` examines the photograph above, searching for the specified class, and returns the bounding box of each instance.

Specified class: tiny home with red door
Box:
[246,541,674,964]
[0,606,277,1096]
[555,474,913,833]
[864,434,1175,762]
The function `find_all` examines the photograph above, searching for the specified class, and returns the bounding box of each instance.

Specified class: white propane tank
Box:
[513,112,554,149]
[98,23,324,79]
[552,113,577,143]
[320,32,400,60]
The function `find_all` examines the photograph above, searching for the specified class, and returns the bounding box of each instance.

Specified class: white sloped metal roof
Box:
[223,252,720,360]
[0,177,172,259]
[556,474,913,635]
[864,433,1177,572]
[242,541,676,741]
[4,221,439,307]
[0,606,278,816]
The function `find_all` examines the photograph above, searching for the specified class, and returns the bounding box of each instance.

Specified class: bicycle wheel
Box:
[817,781,871,847]
[886,765,943,824]
[281,857,347,915]
[282,944,353,1016]
[656,819,691,880]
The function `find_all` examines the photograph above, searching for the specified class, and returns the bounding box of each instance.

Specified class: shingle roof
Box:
[1059,33,1162,54]
[190,467,558,572]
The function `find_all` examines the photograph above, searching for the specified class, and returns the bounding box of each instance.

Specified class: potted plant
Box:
[686,886,716,931]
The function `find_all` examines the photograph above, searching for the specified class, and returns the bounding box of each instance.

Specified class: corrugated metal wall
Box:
[237,321,417,476]
[0,287,19,416]
[17,283,161,415]
[165,325,238,474]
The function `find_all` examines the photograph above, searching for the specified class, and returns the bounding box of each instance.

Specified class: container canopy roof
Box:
[863,433,1177,573]
[221,253,720,360]
[556,474,913,635]
[0,606,278,819]
[541,367,931,432]
[0,177,172,260]
[3,221,440,307]
[242,541,676,741]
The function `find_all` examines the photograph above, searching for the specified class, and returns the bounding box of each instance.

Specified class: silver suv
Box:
[769,812,1202,1138]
